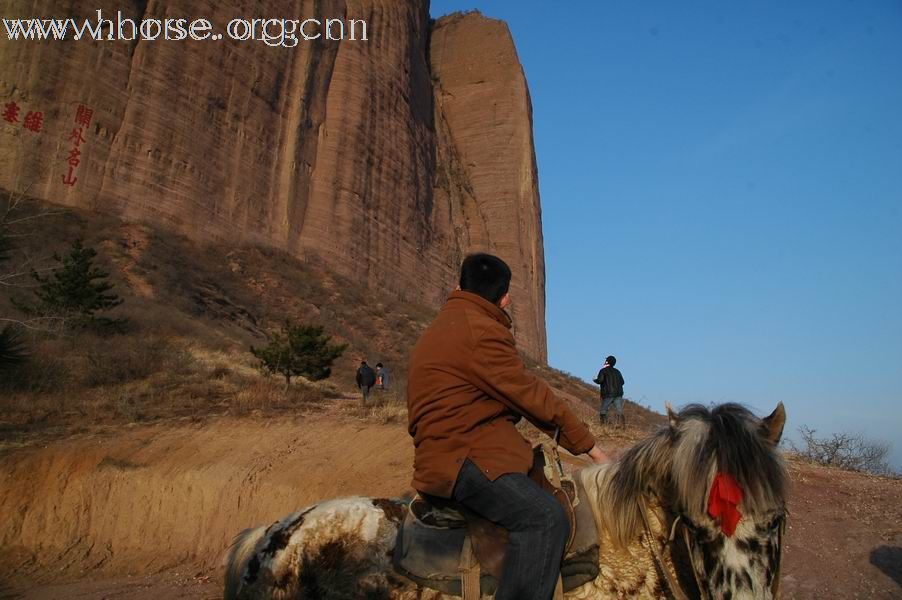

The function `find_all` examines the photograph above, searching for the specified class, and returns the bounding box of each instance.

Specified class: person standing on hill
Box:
[375,362,389,391]
[356,360,376,405]
[594,355,625,426]
[407,253,609,600]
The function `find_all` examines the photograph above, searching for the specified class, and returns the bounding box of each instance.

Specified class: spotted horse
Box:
[224,402,788,599]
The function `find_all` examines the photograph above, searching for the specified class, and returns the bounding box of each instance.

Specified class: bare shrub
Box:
[209,365,232,380]
[790,426,894,476]
[112,388,143,422]
[308,378,343,399]
[369,402,407,424]
[0,346,71,394]
[357,389,407,424]
[81,335,190,387]
[229,378,325,416]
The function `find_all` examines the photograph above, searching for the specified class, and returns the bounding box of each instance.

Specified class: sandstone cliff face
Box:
[430,11,547,362]
[0,2,547,360]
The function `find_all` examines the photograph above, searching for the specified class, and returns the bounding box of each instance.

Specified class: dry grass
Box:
[0,199,432,446]
[0,330,350,420]
[229,379,328,416]
[351,389,408,424]
[0,198,662,449]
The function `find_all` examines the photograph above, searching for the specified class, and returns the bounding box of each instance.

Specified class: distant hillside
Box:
[0,199,662,448]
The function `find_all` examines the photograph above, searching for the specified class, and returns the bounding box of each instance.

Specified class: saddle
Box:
[393,444,600,598]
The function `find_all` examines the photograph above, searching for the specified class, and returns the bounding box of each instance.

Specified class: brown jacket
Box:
[407,290,595,497]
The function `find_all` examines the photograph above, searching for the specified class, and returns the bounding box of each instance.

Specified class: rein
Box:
[639,499,787,600]
[638,499,698,600]
[772,515,786,599]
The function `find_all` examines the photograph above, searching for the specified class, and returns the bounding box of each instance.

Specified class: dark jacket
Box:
[594,366,624,399]
[356,365,376,388]
[407,291,595,498]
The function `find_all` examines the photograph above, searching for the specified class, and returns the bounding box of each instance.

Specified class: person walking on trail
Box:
[356,361,376,405]
[407,253,609,600]
[594,355,625,426]
[375,362,389,391]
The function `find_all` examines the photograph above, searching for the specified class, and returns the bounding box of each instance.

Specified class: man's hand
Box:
[587,445,611,465]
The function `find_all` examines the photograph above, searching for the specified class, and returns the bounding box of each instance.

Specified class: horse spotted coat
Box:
[225,403,788,599]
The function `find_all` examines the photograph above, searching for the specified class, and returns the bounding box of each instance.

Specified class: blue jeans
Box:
[451,459,569,600]
[600,395,624,417]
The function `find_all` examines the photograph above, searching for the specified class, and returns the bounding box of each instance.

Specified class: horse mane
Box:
[592,403,787,549]
[223,524,267,600]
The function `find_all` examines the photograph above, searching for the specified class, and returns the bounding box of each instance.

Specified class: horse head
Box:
[593,402,787,599]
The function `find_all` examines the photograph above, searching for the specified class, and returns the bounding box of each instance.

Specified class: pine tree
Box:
[251,321,347,388]
[0,325,26,369]
[14,239,124,328]
[0,226,11,263]
[0,221,27,368]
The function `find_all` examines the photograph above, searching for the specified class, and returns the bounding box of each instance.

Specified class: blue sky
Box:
[429,1,902,469]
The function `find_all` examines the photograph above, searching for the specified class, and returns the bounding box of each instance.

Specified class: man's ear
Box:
[499,292,511,309]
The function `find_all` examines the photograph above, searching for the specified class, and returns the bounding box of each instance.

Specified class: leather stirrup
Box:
[458,534,481,599]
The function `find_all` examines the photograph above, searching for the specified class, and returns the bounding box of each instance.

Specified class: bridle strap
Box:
[639,499,692,600]
[546,428,567,488]
[681,521,709,600]
[558,452,591,468]
[771,516,786,599]
[641,501,785,600]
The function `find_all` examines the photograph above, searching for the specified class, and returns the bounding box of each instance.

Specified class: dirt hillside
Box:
[2,200,660,442]
[0,411,413,583]
[2,205,899,598]
[1,405,900,599]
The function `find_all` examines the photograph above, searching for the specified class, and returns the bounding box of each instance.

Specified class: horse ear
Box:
[760,402,786,445]
[665,402,679,430]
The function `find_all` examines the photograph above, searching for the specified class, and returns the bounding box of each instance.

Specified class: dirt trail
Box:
[781,459,902,598]
[1,413,901,599]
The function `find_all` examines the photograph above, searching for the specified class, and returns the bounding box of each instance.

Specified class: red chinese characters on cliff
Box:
[23,111,44,133]
[75,105,93,128]
[3,102,20,124]
[62,104,93,187]
[2,102,43,133]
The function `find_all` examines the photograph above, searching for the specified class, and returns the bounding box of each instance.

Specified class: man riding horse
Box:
[406,253,609,600]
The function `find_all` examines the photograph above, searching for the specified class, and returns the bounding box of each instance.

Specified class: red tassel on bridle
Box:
[707,472,744,536]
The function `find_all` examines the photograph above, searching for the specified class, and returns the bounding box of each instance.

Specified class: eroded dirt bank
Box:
[0,415,413,592]
[1,415,900,599]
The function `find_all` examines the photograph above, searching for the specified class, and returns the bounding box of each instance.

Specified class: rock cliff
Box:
[0,1,547,360]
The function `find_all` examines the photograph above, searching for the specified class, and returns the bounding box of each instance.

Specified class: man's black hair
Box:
[606,355,617,367]
[360,361,368,366]
[376,362,383,368]
[459,253,512,304]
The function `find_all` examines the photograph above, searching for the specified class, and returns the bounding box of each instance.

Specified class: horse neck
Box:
[576,464,678,597]
[577,459,675,544]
